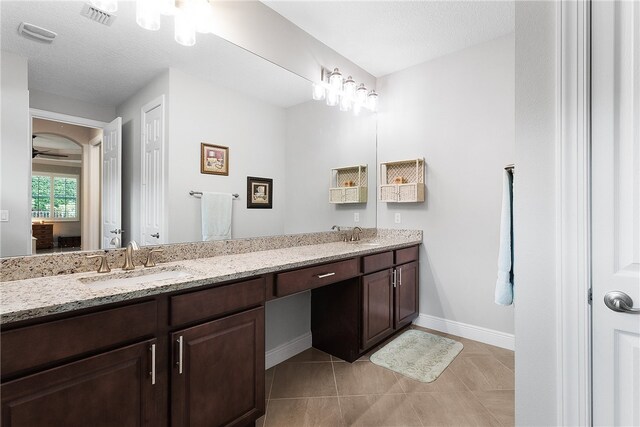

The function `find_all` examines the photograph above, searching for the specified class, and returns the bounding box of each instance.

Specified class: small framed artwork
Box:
[201,143,229,176]
[247,176,273,209]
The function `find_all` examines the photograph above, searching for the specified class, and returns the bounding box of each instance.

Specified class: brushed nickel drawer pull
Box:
[150,343,156,385]
[176,336,184,374]
[317,272,336,279]
[393,269,397,288]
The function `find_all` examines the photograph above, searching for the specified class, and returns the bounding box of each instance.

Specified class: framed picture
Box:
[247,176,273,209]
[201,143,229,176]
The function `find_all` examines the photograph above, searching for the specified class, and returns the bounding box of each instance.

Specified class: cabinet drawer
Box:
[1,301,157,379]
[395,245,419,264]
[362,251,394,274]
[276,258,359,297]
[170,277,265,326]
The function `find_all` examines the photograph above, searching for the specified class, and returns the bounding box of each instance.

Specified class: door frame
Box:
[29,109,108,252]
[556,1,591,425]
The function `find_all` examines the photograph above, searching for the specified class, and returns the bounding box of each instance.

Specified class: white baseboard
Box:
[265,332,312,369]
[413,314,515,351]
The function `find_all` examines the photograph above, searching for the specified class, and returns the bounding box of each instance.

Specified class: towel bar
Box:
[189,191,239,199]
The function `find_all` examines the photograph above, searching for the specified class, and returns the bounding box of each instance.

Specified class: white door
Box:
[592,2,640,426]
[140,97,165,246]
[101,117,122,249]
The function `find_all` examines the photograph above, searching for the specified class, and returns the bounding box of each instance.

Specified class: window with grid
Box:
[31,174,79,220]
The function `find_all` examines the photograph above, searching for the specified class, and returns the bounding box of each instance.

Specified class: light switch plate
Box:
[394,213,401,224]
[354,212,360,223]
[0,210,8,222]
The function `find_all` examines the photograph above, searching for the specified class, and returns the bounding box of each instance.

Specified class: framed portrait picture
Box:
[201,143,229,176]
[247,176,273,209]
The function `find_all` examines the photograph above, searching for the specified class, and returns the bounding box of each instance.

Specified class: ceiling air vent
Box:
[80,3,116,26]
[17,22,57,44]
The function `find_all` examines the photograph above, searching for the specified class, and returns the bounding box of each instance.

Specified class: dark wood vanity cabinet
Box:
[1,339,158,426]
[171,307,265,427]
[395,260,419,329]
[361,268,395,349]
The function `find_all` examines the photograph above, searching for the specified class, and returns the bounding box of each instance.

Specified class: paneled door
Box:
[140,96,165,246]
[592,1,640,425]
[102,117,122,249]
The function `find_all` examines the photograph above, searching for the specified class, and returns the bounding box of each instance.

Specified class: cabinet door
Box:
[171,307,265,427]
[361,268,394,350]
[395,261,419,329]
[1,339,157,427]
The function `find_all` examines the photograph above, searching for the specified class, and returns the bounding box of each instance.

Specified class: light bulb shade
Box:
[355,83,367,103]
[193,0,215,33]
[367,90,379,112]
[326,90,339,107]
[137,0,161,31]
[91,0,117,13]
[174,10,196,46]
[329,68,343,91]
[312,83,326,101]
[339,95,351,112]
[343,76,356,98]
[160,0,177,15]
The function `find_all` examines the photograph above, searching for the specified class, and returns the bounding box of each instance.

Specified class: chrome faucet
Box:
[331,225,341,231]
[351,226,363,242]
[122,240,140,270]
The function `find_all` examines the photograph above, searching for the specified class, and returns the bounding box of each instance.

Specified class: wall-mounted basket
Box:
[379,158,425,203]
[329,165,368,204]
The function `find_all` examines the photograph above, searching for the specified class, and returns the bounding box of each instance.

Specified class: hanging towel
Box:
[495,170,514,305]
[201,192,232,241]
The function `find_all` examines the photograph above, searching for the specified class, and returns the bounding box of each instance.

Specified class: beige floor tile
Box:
[493,353,515,371]
[285,347,332,363]
[265,367,275,400]
[448,356,515,391]
[473,390,515,426]
[407,391,502,426]
[395,367,469,393]
[265,397,345,427]
[333,361,404,396]
[270,362,337,398]
[339,394,422,426]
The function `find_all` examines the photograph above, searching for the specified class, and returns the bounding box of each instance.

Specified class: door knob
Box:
[604,291,640,313]
[150,233,160,238]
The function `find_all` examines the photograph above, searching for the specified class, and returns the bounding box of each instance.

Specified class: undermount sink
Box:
[79,267,194,290]
[346,240,382,247]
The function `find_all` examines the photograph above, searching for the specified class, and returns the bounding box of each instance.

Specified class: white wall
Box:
[116,70,170,246]
[30,89,115,123]
[0,52,31,257]
[376,35,515,338]
[284,101,377,234]
[167,68,287,242]
[514,2,558,425]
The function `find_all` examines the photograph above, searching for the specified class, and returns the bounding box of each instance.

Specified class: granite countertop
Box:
[0,237,420,325]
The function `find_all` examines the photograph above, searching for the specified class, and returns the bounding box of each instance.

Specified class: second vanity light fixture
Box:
[312,68,379,114]
[90,0,215,47]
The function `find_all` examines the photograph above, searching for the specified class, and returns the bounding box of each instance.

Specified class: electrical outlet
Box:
[394,213,401,224]
[354,212,360,223]
[0,210,8,222]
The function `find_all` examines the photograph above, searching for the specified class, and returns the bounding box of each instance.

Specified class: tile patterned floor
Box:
[256,326,514,427]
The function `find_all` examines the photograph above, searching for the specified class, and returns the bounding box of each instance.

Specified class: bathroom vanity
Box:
[0,233,420,426]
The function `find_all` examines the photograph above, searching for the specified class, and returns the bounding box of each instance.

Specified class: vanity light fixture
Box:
[90,0,118,13]
[313,68,379,115]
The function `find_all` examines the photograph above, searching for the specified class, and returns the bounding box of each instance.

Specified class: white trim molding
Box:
[265,332,312,370]
[413,314,515,351]
[557,1,592,426]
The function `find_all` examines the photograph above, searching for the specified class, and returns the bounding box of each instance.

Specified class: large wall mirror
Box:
[1,1,377,257]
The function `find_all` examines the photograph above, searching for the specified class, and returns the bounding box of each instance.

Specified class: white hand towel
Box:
[201,192,232,241]
[495,170,514,305]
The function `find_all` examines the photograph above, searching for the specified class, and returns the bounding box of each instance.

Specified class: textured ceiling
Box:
[1,1,311,109]
[263,1,515,77]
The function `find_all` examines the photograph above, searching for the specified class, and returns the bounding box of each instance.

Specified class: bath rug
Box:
[370,329,463,383]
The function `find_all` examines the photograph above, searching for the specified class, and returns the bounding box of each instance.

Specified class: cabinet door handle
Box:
[176,336,184,374]
[399,267,402,286]
[317,272,335,279]
[393,269,397,288]
[150,343,156,385]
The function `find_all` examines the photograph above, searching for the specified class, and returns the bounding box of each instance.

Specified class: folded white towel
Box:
[201,192,232,241]
[495,170,514,305]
